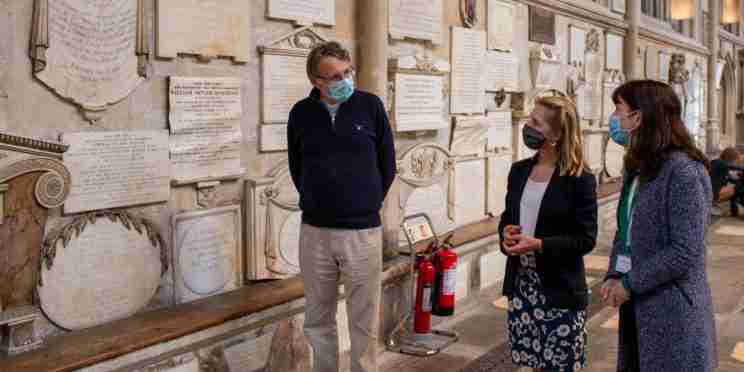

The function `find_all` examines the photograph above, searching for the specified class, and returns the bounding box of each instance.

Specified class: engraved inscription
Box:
[394,73,445,131]
[451,27,486,114]
[390,0,443,44]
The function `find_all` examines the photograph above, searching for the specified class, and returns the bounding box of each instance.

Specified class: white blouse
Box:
[519,178,549,238]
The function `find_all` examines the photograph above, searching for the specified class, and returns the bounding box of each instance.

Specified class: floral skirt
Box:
[507,258,587,372]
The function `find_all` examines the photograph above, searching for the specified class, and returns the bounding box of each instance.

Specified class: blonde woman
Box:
[498,96,598,372]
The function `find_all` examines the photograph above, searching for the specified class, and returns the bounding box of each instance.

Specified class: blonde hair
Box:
[534,96,588,177]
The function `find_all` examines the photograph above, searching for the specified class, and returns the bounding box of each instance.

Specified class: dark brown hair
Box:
[612,80,709,181]
[720,147,740,163]
[306,41,351,81]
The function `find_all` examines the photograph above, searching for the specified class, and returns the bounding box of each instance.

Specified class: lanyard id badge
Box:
[616,177,639,274]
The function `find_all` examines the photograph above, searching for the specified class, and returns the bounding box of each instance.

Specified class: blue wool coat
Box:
[605,152,718,372]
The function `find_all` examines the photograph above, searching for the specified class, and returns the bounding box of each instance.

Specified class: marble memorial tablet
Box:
[33,0,145,111]
[450,116,489,156]
[62,130,170,214]
[168,77,243,183]
[486,51,519,92]
[267,0,335,26]
[157,0,250,62]
[263,54,313,124]
[393,73,446,131]
[605,33,624,72]
[390,0,443,44]
[451,27,486,114]
[37,214,163,330]
[173,205,242,303]
[487,153,511,216]
[260,124,289,152]
[488,0,516,51]
[569,25,587,66]
[453,159,486,227]
[486,110,512,153]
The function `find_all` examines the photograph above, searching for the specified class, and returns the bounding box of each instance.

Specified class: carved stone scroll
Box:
[30,0,148,120]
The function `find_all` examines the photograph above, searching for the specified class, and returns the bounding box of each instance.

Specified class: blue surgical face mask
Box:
[328,77,354,103]
[609,111,637,146]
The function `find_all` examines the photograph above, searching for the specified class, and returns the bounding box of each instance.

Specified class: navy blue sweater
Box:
[287,88,396,229]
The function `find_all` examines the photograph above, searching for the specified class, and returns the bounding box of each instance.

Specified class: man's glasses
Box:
[315,67,355,83]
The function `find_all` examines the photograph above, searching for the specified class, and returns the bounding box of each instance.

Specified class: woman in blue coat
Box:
[602,80,717,372]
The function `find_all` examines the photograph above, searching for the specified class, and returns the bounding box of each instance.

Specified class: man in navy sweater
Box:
[287,41,396,372]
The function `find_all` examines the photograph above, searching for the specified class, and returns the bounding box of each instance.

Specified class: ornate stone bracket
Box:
[38,210,168,286]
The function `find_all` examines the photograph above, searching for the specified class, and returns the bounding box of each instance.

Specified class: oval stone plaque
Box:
[278,212,302,274]
[38,218,162,331]
[178,213,234,296]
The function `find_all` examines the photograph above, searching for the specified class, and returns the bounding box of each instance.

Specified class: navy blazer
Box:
[498,156,598,310]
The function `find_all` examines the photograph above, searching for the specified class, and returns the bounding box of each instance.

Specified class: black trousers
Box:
[619,301,640,372]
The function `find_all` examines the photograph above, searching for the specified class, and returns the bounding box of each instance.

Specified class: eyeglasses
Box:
[315,67,355,83]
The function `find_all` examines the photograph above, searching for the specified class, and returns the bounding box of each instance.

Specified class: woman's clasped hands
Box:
[502,224,543,256]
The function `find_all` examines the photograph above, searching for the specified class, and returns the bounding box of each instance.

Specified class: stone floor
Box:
[378,216,744,372]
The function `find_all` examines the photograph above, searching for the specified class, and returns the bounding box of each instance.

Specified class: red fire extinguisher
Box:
[413,253,436,335]
[432,236,457,316]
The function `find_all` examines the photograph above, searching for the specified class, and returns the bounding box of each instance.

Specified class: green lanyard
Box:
[625,177,639,251]
[618,176,639,255]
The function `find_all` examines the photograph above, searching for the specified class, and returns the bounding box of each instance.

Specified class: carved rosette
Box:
[0,157,70,209]
[397,143,452,188]
[38,210,168,285]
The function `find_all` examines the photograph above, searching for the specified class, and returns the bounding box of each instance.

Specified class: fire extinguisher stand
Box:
[386,213,459,356]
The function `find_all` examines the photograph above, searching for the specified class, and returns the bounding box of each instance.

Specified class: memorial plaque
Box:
[487,110,512,153]
[487,153,511,216]
[389,0,443,44]
[260,124,289,152]
[393,73,446,131]
[267,0,335,26]
[454,159,487,226]
[263,54,313,124]
[62,130,170,214]
[157,0,250,62]
[32,0,146,111]
[529,7,555,45]
[569,25,587,66]
[450,116,489,156]
[579,53,603,121]
[278,212,302,275]
[37,213,163,330]
[487,0,515,51]
[605,33,624,72]
[451,27,486,114]
[169,77,243,183]
[486,51,519,92]
[173,205,242,303]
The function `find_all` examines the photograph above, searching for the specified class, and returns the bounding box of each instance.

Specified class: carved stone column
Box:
[707,0,722,154]
[624,0,642,80]
[356,1,398,256]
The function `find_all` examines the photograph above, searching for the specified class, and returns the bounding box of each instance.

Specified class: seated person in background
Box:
[710,147,744,216]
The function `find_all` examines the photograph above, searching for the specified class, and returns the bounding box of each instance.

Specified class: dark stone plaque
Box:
[529,6,556,45]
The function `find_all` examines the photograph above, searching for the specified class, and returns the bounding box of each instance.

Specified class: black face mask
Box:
[522,125,546,150]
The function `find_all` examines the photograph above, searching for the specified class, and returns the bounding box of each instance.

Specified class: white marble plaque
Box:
[487,0,516,51]
[267,0,335,26]
[487,154,511,215]
[450,116,489,156]
[35,0,144,110]
[63,130,170,214]
[486,51,519,92]
[37,218,162,330]
[480,250,507,289]
[451,27,486,114]
[454,159,487,226]
[579,83,602,121]
[169,77,243,183]
[569,25,587,66]
[263,54,313,124]
[393,73,446,131]
[224,333,274,372]
[658,51,671,82]
[401,184,453,245]
[487,111,512,153]
[605,33,624,72]
[278,212,302,275]
[260,124,289,152]
[157,0,250,62]
[389,0,443,44]
[173,205,242,303]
